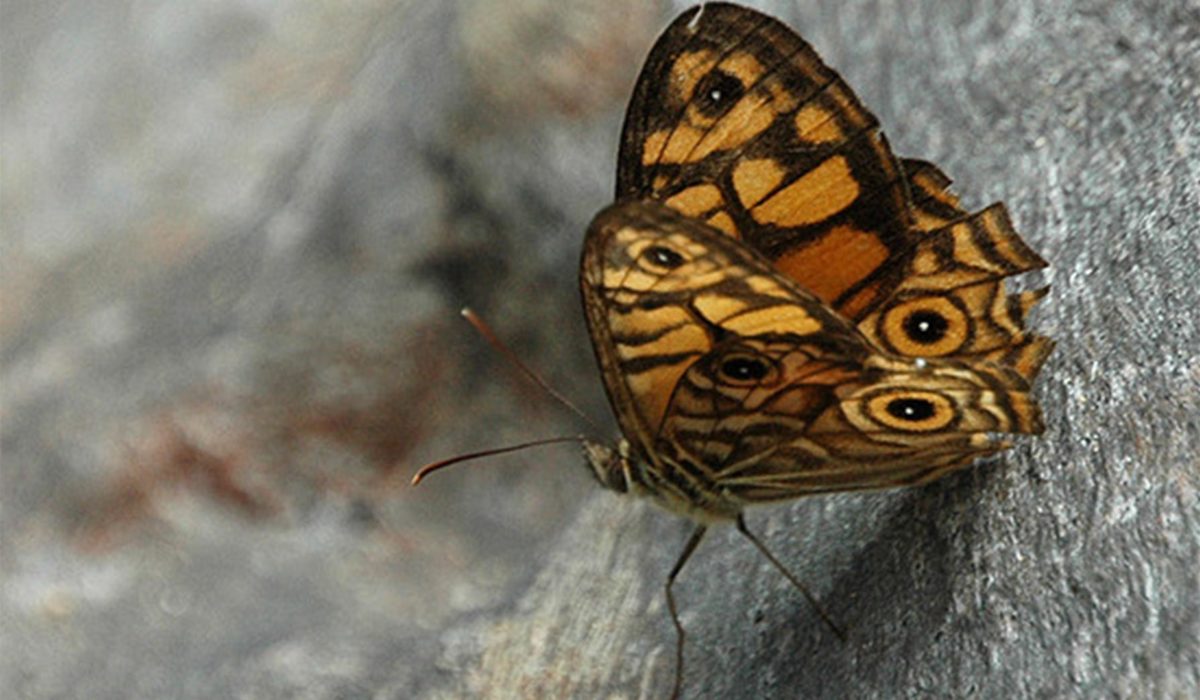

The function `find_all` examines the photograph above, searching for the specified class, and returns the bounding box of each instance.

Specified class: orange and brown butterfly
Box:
[416,3,1052,698]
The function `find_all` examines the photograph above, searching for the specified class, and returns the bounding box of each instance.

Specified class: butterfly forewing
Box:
[616,3,919,323]
[613,3,1052,388]
[581,200,861,471]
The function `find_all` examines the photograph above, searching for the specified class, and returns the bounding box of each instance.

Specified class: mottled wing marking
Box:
[655,343,1041,507]
[615,3,916,322]
[857,161,1054,380]
[901,158,966,229]
[582,201,857,447]
[581,201,1043,517]
[616,4,1050,387]
[580,3,1052,518]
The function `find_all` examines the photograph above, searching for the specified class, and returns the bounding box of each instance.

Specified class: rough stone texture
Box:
[2,0,1197,698]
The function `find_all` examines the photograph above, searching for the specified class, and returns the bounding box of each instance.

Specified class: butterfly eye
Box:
[643,245,686,269]
[886,397,935,421]
[880,297,968,357]
[864,391,957,431]
[717,354,772,384]
[693,70,745,117]
[902,311,949,344]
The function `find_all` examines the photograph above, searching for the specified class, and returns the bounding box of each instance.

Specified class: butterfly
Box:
[416,3,1052,698]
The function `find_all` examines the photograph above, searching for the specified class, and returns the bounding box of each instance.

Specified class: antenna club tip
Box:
[410,474,424,486]
[459,307,474,318]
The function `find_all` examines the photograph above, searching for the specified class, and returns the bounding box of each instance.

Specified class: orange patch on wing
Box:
[752,156,859,227]
[773,224,889,303]
[913,209,952,231]
[732,158,786,208]
[706,211,740,237]
[641,131,669,166]
[617,323,710,360]
[687,100,776,159]
[627,362,694,433]
[719,51,765,86]
[615,269,663,292]
[794,104,843,143]
[658,125,706,164]
[763,386,824,416]
[610,304,691,338]
[692,293,751,323]
[838,284,882,320]
[911,247,942,275]
[955,283,996,322]
[721,305,822,336]
[743,273,793,298]
[665,184,723,217]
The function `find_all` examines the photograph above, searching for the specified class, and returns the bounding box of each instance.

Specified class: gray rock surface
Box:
[2,0,1197,698]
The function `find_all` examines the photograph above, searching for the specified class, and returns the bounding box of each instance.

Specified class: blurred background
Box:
[3,0,1197,698]
[2,1,664,696]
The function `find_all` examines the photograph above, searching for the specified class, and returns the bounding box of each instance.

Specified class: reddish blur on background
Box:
[1,1,661,695]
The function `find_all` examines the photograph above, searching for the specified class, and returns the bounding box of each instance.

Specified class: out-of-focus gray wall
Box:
[2,1,1197,698]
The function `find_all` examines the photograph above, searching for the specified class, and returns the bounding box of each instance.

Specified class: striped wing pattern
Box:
[617,3,916,322]
[580,3,1052,520]
[581,201,1042,519]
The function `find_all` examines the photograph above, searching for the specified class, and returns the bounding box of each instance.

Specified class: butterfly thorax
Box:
[581,439,633,495]
[583,436,746,522]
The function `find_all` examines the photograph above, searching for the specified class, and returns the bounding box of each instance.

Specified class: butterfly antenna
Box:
[411,436,587,485]
[460,307,603,433]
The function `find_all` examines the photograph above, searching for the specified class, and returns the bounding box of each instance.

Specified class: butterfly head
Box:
[581,438,634,494]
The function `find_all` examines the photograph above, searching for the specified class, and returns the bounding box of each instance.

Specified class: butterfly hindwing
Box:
[858,160,1054,380]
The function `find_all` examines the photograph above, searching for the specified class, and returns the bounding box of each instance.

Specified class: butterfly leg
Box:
[735,515,847,641]
[665,524,707,700]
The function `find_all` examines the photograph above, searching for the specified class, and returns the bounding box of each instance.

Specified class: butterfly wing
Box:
[581,201,1042,517]
[616,2,915,321]
[618,4,1052,381]
[580,198,866,475]
[855,197,1055,380]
